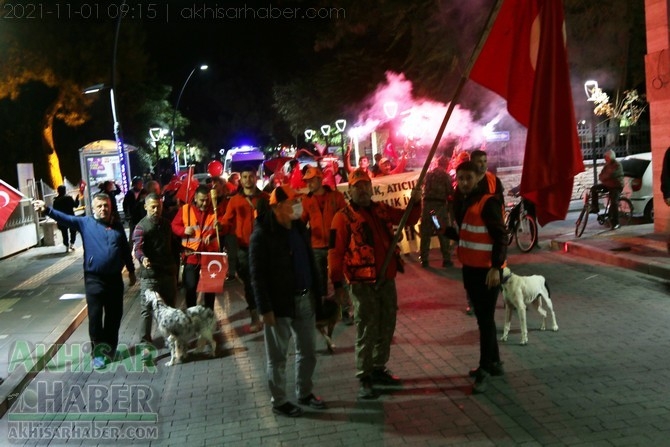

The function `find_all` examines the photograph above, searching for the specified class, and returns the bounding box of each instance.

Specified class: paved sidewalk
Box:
[1,221,670,445]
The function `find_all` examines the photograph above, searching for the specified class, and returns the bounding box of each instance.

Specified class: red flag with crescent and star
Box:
[470,0,584,225]
[196,252,228,294]
[176,166,197,204]
[0,180,23,231]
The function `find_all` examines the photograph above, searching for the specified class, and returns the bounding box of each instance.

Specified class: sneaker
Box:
[272,402,303,417]
[472,370,489,394]
[371,368,402,386]
[612,224,621,230]
[442,259,453,268]
[91,356,106,370]
[64,246,70,253]
[358,377,379,400]
[297,393,326,409]
[69,244,75,251]
[421,260,429,268]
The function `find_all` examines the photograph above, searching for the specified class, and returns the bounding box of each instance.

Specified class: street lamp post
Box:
[170,64,208,174]
[83,83,129,194]
[111,0,129,194]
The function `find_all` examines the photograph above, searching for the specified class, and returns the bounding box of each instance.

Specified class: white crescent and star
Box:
[207,259,223,278]
[0,191,10,208]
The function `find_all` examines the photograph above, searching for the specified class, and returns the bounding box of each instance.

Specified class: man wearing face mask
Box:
[33,194,136,370]
[249,185,326,417]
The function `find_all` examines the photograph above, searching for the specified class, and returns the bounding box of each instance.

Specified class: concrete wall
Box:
[645,0,670,233]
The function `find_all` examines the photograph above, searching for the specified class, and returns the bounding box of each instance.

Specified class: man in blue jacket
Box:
[249,185,326,417]
[34,193,136,369]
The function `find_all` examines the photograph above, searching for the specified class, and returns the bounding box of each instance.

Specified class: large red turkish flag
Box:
[197,252,228,294]
[470,0,584,225]
[0,181,23,231]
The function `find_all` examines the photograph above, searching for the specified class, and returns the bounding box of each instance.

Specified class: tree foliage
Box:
[273,0,647,137]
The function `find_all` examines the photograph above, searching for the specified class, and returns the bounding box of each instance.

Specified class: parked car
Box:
[620,152,653,222]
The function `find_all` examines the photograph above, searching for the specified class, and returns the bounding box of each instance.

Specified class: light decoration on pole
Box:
[584,79,599,185]
[149,127,167,163]
[304,129,315,140]
[383,101,398,120]
[335,119,347,158]
[171,64,208,173]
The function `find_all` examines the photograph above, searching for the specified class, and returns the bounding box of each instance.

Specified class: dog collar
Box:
[501,274,512,284]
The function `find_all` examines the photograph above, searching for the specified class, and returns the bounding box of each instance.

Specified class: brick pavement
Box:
[2,226,670,445]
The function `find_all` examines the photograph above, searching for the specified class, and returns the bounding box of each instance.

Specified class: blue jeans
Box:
[262,291,316,406]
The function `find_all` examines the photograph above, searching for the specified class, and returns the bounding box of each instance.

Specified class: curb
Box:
[0,302,88,419]
[551,239,670,280]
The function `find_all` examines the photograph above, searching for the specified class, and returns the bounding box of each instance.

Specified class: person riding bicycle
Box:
[506,185,536,224]
[590,149,624,229]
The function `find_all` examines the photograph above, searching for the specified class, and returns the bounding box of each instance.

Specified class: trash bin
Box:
[40,219,57,246]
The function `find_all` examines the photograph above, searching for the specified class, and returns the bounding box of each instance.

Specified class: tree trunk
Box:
[42,104,63,189]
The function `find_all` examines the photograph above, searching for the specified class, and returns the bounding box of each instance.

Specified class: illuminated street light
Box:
[335,119,347,158]
[170,64,208,173]
[304,129,315,140]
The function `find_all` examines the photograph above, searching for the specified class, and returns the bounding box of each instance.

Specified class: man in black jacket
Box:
[249,185,326,417]
[52,185,80,252]
[132,193,180,350]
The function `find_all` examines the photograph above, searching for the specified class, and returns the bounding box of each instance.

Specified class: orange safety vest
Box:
[457,194,498,268]
[339,204,400,282]
[485,172,497,194]
[181,205,216,252]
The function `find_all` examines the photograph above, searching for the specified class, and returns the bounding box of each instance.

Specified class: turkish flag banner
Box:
[176,166,197,204]
[0,181,24,231]
[470,0,584,225]
[196,252,228,294]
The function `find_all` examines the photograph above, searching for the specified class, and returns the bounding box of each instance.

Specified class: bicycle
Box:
[504,191,538,253]
[575,188,633,237]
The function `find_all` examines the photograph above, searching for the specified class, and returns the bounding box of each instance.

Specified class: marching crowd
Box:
[32,145,517,417]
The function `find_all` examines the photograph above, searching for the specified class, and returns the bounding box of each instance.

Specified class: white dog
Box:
[144,290,217,366]
[499,267,558,345]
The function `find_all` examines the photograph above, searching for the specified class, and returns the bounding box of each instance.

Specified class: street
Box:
[1,216,670,445]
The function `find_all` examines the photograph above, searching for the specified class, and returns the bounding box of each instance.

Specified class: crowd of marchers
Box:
[31,141,525,416]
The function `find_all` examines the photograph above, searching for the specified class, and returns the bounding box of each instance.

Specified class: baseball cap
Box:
[379,157,391,165]
[348,168,371,186]
[269,185,301,205]
[302,166,323,181]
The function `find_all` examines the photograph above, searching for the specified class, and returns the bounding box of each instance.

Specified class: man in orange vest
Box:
[219,166,269,332]
[448,161,508,394]
[470,149,504,200]
[171,185,218,310]
[300,166,348,321]
[329,168,421,399]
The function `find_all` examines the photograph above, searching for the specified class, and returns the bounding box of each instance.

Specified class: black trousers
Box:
[58,225,77,247]
[85,273,124,359]
[182,263,216,310]
[236,248,257,311]
[462,266,501,370]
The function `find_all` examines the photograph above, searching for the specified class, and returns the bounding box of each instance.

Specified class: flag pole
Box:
[375,0,505,288]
